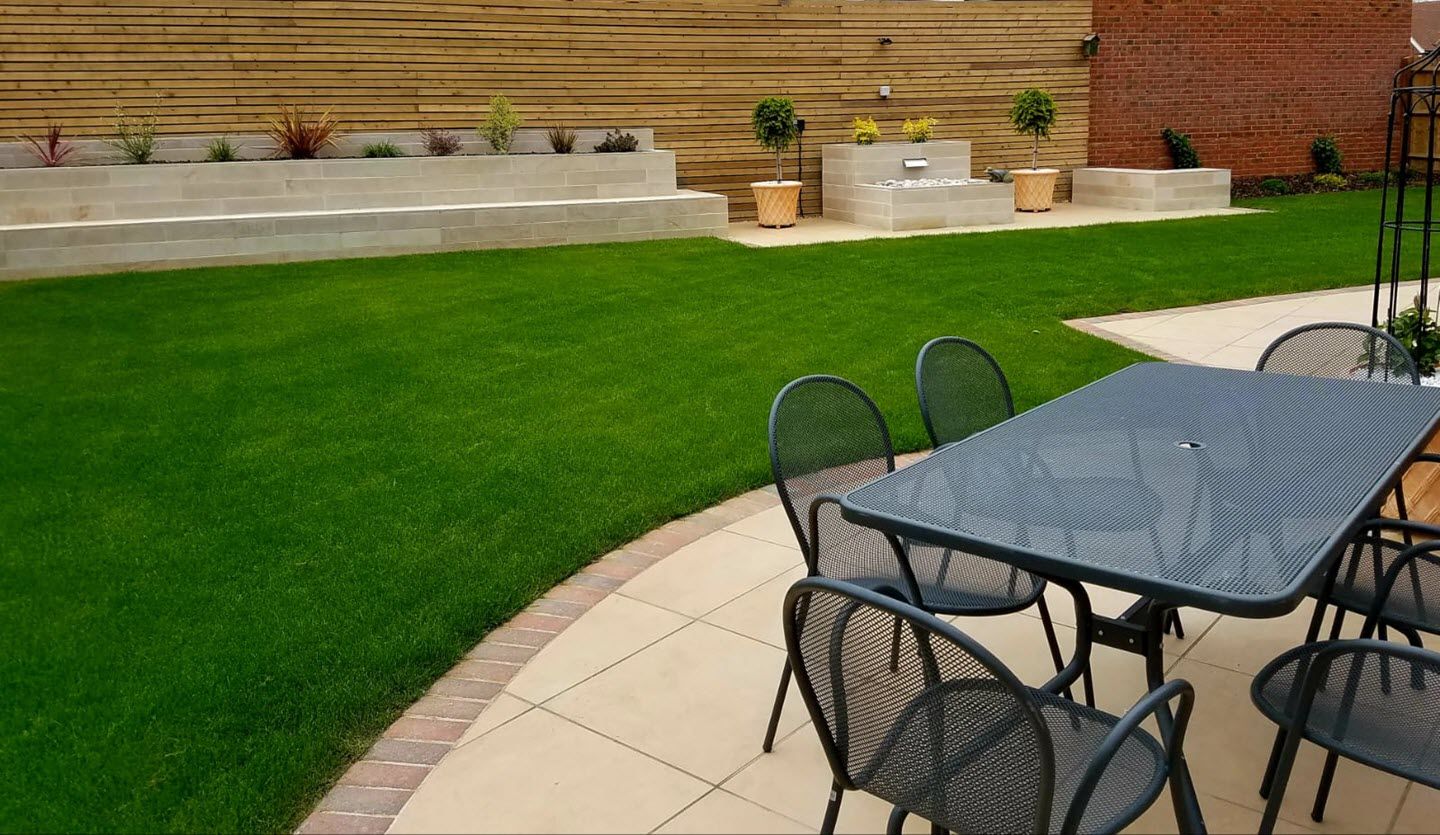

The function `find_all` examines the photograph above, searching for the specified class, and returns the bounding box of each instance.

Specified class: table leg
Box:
[1142,602,1207,835]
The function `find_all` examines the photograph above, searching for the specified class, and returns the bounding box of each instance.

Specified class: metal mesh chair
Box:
[785,577,1194,835]
[1258,517,1440,823]
[1255,322,1419,385]
[915,337,1015,449]
[762,375,1077,752]
[1251,639,1440,834]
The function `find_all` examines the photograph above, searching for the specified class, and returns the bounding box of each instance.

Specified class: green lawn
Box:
[0,190,1395,831]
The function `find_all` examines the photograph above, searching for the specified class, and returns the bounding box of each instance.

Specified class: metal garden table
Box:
[839,362,1440,834]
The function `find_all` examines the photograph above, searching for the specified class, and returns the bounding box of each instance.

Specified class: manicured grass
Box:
[0,190,1393,831]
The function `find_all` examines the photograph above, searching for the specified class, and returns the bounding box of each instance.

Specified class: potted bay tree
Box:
[750,96,801,228]
[1009,88,1059,211]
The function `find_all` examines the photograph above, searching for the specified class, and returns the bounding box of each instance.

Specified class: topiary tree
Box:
[1161,128,1201,169]
[1009,89,1057,170]
[751,96,798,183]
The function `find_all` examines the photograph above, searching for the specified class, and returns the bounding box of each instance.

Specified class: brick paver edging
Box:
[295,486,783,834]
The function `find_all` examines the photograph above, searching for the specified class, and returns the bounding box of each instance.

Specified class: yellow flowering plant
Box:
[902,116,936,143]
[852,117,881,145]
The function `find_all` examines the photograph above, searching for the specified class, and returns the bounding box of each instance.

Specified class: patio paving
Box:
[305,282,1436,835]
[727,202,1259,248]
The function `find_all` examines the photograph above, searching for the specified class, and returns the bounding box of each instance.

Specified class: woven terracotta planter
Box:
[752,180,802,228]
[1012,168,1059,212]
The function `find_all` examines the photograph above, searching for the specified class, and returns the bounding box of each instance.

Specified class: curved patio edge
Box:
[295,484,786,835]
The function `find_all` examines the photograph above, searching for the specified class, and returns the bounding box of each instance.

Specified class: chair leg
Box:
[762,658,792,753]
[1035,596,1074,702]
[885,806,907,835]
[1261,725,1305,835]
[1081,666,1096,709]
[1259,731,1285,799]
[1311,752,1338,822]
[1164,608,1185,639]
[821,781,844,835]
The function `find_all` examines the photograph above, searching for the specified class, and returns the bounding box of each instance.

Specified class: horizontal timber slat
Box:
[1,0,1090,220]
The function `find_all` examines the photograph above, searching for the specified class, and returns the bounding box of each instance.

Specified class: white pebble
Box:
[874,177,991,188]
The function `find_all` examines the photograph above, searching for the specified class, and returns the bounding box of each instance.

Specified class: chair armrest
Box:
[1060,679,1195,835]
[1363,537,1440,634]
[1353,517,1440,540]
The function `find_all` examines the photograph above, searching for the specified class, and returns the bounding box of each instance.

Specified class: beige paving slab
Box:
[454,693,531,749]
[727,204,1260,248]
[1124,790,1317,834]
[722,504,800,549]
[506,594,689,704]
[1164,658,1410,833]
[617,529,801,618]
[1181,604,1339,677]
[655,789,810,834]
[701,564,809,649]
[1198,343,1266,370]
[390,708,708,834]
[720,726,933,834]
[546,621,809,783]
[1392,784,1440,834]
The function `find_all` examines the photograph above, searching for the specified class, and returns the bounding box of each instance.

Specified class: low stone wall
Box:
[1072,167,1231,211]
[1,151,678,225]
[847,182,1016,231]
[0,128,656,169]
[0,191,728,281]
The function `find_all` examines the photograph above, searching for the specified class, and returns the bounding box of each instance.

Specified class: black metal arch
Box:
[1374,46,1440,334]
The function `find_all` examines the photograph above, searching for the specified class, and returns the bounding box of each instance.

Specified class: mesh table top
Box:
[841,363,1440,617]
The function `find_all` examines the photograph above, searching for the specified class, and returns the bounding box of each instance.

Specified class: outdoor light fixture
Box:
[879,85,891,99]
[877,37,893,45]
[1082,33,1101,58]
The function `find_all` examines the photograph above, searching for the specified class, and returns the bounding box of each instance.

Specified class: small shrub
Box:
[205,136,241,162]
[1357,170,1390,187]
[1312,134,1343,175]
[20,124,76,167]
[362,141,404,158]
[594,129,639,153]
[1259,177,1290,195]
[902,116,936,143]
[546,126,578,154]
[420,127,462,157]
[266,105,340,159]
[479,94,522,154]
[852,116,881,145]
[107,99,160,164]
[1160,128,1201,169]
[1010,89,1057,169]
[751,97,798,182]
[1313,172,1345,190]
[1393,295,1440,375]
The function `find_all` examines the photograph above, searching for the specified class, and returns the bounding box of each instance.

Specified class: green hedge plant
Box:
[1161,128,1201,169]
[1259,178,1290,195]
[479,94,522,154]
[1312,135,1343,175]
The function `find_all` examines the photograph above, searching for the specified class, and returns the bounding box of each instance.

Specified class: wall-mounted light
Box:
[879,85,891,99]
[1082,33,1101,58]
[877,37,893,45]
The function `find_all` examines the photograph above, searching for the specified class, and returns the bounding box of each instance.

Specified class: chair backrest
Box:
[915,337,1017,448]
[783,577,1053,834]
[1255,322,1420,384]
[769,376,909,585]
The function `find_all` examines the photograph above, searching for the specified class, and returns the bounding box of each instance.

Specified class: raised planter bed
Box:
[0,151,680,226]
[1072,167,1231,211]
[0,134,729,281]
[822,140,1014,230]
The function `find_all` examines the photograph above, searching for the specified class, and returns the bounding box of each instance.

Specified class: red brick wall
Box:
[1089,0,1413,177]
